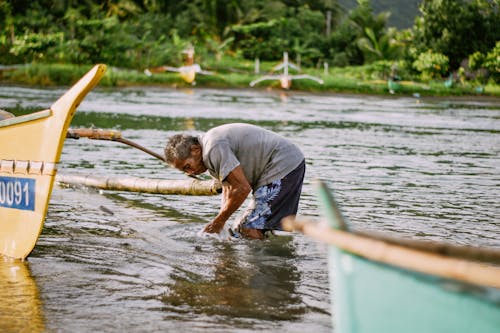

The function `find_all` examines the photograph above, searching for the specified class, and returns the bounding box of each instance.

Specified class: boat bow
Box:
[0,64,106,259]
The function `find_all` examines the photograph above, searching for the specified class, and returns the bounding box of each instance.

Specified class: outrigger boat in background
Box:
[250,52,323,89]
[284,181,500,333]
[0,64,106,260]
[144,46,213,84]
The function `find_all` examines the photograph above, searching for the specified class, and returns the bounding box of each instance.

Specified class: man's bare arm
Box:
[203,165,251,233]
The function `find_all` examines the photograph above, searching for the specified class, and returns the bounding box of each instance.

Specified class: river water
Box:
[1,86,499,332]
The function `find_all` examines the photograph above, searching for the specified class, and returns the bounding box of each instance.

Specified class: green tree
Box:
[412,49,449,80]
[103,0,143,18]
[413,0,500,70]
[231,3,328,63]
[357,26,402,62]
[0,0,15,63]
[324,17,363,66]
[469,41,500,83]
[345,0,402,63]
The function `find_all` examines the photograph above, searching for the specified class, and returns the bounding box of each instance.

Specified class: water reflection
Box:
[0,258,45,332]
[162,237,305,321]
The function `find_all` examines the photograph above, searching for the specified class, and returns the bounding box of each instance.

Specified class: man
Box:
[164,123,305,239]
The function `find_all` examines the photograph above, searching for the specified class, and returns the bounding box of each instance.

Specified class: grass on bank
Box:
[1,61,498,97]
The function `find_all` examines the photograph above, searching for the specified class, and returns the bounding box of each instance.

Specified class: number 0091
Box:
[0,176,36,211]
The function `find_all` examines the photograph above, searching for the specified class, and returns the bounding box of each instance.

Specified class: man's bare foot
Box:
[240,227,265,240]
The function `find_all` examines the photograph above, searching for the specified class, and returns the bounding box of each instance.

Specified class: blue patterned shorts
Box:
[235,160,305,231]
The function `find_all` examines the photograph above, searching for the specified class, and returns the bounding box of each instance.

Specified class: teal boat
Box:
[284,181,500,333]
[387,78,401,94]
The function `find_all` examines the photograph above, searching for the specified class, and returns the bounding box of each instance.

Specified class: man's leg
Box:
[239,227,265,239]
[234,160,305,239]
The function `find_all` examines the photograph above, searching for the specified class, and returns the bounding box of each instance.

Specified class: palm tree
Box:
[357,26,402,62]
[349,0,401,62]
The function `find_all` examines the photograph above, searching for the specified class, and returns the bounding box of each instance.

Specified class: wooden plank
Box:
[0,109,52,128]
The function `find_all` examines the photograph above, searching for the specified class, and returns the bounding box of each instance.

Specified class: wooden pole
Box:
[56,173,221,195]
[283,217,500,289]
[66,128,166,162]
[255,57,260,74]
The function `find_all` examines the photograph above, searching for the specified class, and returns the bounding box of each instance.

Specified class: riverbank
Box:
[1,63,499,98]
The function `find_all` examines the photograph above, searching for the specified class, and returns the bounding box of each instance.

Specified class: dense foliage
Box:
[338,0,421,29]
[0,0,498,83]
[412,0,499,70]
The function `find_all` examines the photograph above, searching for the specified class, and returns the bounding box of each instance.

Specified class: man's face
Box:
[173,145,207,176]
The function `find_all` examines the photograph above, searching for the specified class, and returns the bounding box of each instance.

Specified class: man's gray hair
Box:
[164,134,199,165]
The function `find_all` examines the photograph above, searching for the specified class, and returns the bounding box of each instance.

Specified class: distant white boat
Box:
[250,52,323,89]
[144,47,213,84]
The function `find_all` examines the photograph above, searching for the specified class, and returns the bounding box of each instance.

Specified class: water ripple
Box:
[1,87,498,332]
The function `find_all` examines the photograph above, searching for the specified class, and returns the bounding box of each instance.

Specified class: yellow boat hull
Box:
[180,69,196,83]
[0,64,106,259]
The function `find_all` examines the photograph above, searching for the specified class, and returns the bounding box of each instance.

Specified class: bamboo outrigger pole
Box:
[56,173,221,195]
[283,218,500,289]
[66,128,166,161]
[64,128,221,194]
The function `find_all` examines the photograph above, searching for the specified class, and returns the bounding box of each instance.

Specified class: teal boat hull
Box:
[387,79,401,93]
[295,180,500,333]
[330,247,500,332]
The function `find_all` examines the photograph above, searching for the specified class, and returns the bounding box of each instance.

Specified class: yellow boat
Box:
[145,63,209,84]
[179,66,197,84]
[0,64,106,260]
[143,46,212,84]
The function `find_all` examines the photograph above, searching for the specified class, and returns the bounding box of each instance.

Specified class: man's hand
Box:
[202,165,251,234]
[203,220,225,233]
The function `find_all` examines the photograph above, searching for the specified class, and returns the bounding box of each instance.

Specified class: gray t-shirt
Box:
[200,123,304,189]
